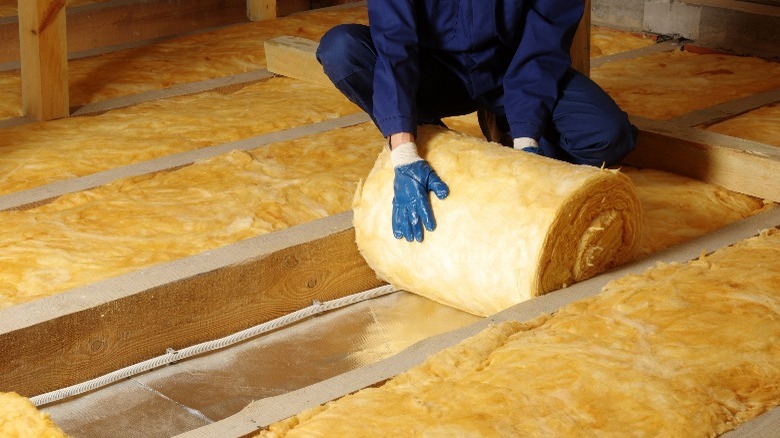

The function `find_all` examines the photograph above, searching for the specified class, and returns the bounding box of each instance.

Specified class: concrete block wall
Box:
[592,0,780,58]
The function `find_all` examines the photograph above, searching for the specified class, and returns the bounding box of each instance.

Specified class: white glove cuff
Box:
[390,142,423,167]
[513,137,539,150]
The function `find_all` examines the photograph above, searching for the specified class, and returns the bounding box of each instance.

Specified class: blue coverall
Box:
[316,0,637,166]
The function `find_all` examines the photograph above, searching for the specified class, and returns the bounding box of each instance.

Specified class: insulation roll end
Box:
[354,127,642,316]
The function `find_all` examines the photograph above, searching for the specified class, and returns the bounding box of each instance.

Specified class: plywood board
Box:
[0,212,384,397]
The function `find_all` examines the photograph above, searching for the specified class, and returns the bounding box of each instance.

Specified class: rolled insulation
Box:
[353,126,643,316]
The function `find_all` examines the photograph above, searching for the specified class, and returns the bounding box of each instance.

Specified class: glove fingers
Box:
[392,160,448,242]
[427,172,450,200]
[408,206,424,242]
[392,203,407,240]
[417,199,436,233]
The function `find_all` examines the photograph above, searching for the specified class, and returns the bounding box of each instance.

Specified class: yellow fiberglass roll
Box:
[353,126,642,316]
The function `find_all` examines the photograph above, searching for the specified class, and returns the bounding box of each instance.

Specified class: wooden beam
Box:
[277,0,311,17]
[1,0,251,65]
[264,36,331,86]
[0,16,17,66]
[248,0,277,21]
[177,207,780,438]
[18,0,69,120]
[68,0,248,56]
[570,0,591,76]
[0,213,383,397]
[628,117,780,202]
[669,87,780,128]
[681,0,780,17]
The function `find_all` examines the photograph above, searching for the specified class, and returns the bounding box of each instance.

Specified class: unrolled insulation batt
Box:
[260,228,780,437]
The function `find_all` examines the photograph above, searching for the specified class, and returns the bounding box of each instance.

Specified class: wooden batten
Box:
[18,0,69,120]
[248,0,277,21]
[571,0,591,76]
[0,16,17,66]
[178,208,780,438]
[277,0,312,17]
[66,0,249,54]
[0,212,383,397]
[264,36,331,86]
[0,0,251,65]
[628,117,780,202]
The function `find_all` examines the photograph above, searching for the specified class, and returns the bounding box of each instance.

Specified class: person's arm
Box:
[389,132,415,149]
[369,2,449,243]
[504,0,584,141]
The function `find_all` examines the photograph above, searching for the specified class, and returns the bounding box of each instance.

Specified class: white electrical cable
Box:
[31,284,398,407]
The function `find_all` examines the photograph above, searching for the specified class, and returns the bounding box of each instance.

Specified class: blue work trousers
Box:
[316,24,638,167]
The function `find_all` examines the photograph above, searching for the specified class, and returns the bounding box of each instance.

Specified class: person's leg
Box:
[317,24,476,129]
[316,24,379,123]
[415,51,478,124]
[539,69,637,167]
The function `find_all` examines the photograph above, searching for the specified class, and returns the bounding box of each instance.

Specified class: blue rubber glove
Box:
[390,143,449,242]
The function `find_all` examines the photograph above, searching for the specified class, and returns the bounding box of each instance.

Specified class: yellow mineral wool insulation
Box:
[440,114,773,254]
[0,123,384,309]
[0,392,68,438]
[590,26,656,58]
[704,102,780,147]
[0,121,767,309]
[624,166,769,256]
[353,126,643,317]
[261,229,780,437]
[438,117,769,253]
[592,49,780,120]
[0,7,369,119]
[0,77,358,195]
[442,112,483,139]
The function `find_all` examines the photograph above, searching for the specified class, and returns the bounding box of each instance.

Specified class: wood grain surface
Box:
[0,213,384,397]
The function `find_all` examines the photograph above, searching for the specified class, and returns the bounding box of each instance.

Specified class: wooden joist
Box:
[571,0,591,76]
[0,212,383,397]
[1,0,252,65]
[627,117,780,202]
[179,207,780,438]
[248,0,277,21]
[5,0,261,119]
[18,0,69,120]
[264,36,331,86]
